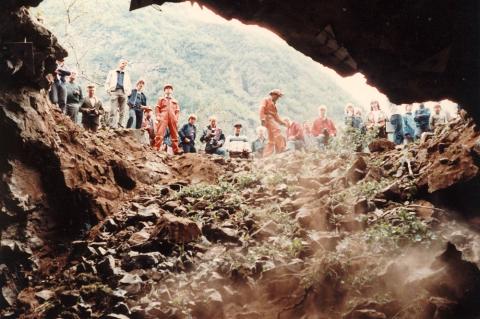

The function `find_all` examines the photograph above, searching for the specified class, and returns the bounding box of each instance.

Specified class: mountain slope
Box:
[34,0,357,133]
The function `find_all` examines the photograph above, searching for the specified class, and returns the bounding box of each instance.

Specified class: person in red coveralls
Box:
[259,89,287,157]
[311,105,337,149]
[154,84,182,154]
[284,117,305,151]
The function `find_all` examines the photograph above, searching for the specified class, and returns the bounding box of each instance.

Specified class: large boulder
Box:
[150,213,202,244]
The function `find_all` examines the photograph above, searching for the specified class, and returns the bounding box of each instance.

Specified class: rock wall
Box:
[132,0,480,121]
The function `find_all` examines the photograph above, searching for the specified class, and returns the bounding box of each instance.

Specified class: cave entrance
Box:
[32,0,399,135]
[33,0,461,141]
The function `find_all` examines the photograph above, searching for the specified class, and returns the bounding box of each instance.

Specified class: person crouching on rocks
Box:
[200,116,226,156]
[311,105,337,149]
[414,103,431,139]
[179,114,198,153]
[225,123,251,159]
[79,84,104,132]
[284,117,305,151]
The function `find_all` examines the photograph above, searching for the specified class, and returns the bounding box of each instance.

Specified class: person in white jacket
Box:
[225,123,251,158]
[104,59,132,128]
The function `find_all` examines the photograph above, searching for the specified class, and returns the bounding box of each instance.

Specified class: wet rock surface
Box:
[0,114,479,318]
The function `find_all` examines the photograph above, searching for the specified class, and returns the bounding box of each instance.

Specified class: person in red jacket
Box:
[259,89,287,157]
[311,105,337,149]
[284,117,305,151]
[154,84,182,154]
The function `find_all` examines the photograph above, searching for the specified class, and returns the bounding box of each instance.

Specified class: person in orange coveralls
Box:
[259,89,287,157]
[154,84,182,154]
[311,105,337,149]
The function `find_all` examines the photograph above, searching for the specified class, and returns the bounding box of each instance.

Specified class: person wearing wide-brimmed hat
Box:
[179,113,198,153]
[154,83,182,154]
[259,89,287,157]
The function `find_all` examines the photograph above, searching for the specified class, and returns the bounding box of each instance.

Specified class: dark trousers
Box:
[56,82,67,111]
[127,108,144,129]
[182,144,197,153]
[66,103,80,123]
[49,81,67,111]
[83,120,99,132]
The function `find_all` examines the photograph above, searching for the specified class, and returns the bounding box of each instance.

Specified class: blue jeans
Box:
[207,147,226,156]
[215,148,226,156]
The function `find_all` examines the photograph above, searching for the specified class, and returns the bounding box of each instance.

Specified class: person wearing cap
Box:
[65,70,83,124]
[79,84,104,132]
[141,105,155,146]
[51,58,71,112]
[284,117,305,151]
[225,123,251,158]
[312,105,337,149]
[154,84,182,154]
[179,114,198,153]
[251,126,268,158]
[200,116,226,156]
[259,89,287,157]
[104,59,132,128]
[126,79,148,129]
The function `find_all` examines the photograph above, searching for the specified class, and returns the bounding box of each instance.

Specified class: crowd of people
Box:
[47,58,457,159]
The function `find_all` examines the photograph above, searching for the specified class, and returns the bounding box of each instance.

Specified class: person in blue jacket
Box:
[403,104,416,143]
[126,79,147,129]
[414,103,431,139]
[179,114,198,153]
[389,104,404,145]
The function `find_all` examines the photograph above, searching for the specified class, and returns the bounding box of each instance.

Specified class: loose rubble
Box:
[1,116,479,318]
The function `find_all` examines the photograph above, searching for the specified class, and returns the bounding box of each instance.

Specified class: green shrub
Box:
[365,208,435,249]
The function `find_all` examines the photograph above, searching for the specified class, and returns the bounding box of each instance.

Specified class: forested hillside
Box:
[34,0,357,133]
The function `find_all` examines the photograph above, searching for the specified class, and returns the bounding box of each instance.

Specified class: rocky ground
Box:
[1,3,479,318]
[1,100,480,318]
